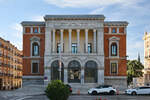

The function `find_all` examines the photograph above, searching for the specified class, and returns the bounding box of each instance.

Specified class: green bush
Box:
[45,80,70,100]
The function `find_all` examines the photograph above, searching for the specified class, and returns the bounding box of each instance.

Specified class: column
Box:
[98,68,104,84]
[109,27,111,34]
[85,29,88,53]
[45,27,52,55]
[60,29,64,53]
[64,68,68,84]
[93,29,97,53]
[77,29,80,53]
[44,67,51,86]
[117,27,119,33]
[69,29,72,53]
[81,67,84,84]
[52,29,56,53]
[97,28,104,55]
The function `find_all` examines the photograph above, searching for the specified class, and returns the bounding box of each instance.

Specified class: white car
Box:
[125,86,150,95]
[88,85,117,95]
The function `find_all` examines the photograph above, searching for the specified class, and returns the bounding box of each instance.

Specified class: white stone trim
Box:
[31,27,33,33]
[109,36,120,58]
[31,60,40,74]
[30,36,40,57]
[22,76,44,79]
[110,60,118,75]
[117,27,119,34]
[38,27,41,33]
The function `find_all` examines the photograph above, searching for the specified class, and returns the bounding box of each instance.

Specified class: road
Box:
[15,94,150,100]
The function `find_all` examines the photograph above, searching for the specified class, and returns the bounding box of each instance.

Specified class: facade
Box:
[143,32,150,86]
[21,15,128,91]
[0,37,22,90]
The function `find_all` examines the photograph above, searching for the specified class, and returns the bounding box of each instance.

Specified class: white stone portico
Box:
[44,15,105,87]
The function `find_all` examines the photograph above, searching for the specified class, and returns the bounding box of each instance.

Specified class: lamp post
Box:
[59,50,61,81]
[58,30,62,81]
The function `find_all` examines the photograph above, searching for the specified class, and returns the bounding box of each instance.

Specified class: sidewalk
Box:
[0,85,45,99]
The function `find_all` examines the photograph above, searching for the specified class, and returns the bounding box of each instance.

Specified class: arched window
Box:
[32,42,39,56]
[51,60,64,82]
[85,61,97,83]
[111,43,117,56]
[68,60,81,83]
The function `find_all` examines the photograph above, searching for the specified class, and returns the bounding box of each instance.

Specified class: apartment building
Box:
[0,37,22,90]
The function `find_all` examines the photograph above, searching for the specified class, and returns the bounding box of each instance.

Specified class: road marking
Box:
[15,96,32,100]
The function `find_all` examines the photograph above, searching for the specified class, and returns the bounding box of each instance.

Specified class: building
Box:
[0,37,22,90]
[143,32,150,86]
[21,15,128,91]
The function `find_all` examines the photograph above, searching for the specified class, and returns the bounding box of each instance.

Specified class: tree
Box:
[127,60,144,85]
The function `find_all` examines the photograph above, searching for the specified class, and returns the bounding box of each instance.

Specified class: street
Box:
[14,94,150,100]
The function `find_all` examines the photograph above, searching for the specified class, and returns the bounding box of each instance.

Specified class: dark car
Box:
[66,84,72,93]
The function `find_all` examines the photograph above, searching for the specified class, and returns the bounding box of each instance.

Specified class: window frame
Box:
[111,43,117,56]
[32,42,40,56]
[109,37,120,58]
[31,60,39,74]
[71,43,77,53]
[110,61,118,75]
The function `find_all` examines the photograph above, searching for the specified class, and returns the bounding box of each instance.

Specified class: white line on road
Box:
[15,96,32,100]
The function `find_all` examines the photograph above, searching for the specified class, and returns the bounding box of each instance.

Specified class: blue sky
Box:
[0,0,150,63]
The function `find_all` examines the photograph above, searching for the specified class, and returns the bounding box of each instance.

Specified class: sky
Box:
[0,0,150,63]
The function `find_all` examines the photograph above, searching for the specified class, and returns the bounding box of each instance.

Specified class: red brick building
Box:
[21,15,128,91]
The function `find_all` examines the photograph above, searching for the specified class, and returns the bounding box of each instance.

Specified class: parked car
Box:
[125,86,150,95]
[88,85,117,95]
[66,84,72,93]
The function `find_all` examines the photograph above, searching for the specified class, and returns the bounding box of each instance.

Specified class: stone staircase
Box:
[69,83,99,94]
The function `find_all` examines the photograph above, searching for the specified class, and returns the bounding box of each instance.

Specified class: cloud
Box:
[44,0,141,8]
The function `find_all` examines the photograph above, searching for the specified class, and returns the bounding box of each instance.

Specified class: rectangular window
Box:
[72,43,77,53]
[32,62,39,73]
[111,62,117,74]
[88,43,92,53]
